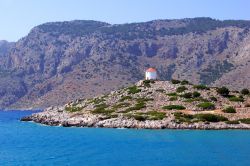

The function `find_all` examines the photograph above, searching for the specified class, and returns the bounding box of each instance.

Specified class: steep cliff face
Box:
[0,40,13,68]
[1,18,250,109]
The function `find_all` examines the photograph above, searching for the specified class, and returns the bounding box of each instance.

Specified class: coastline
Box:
[21,108,250,130]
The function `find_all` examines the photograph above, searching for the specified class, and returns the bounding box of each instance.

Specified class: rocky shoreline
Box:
[21,107,250,130]
[21,80,250,130]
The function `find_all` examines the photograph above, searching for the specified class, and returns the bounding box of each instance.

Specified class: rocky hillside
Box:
[21,80,250,129]
[0,40,13,68]
[1,18,250,109]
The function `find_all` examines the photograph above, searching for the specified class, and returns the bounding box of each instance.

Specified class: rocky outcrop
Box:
[21,108,250,129]
[21,80,250,129]
[0,40,13,68]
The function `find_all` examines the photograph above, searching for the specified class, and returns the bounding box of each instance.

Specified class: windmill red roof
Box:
[146,68,156,72]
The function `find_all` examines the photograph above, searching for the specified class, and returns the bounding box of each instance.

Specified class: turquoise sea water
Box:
[0,111,250,166]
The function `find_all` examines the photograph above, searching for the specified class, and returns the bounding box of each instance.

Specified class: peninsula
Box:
[21,79,250,129]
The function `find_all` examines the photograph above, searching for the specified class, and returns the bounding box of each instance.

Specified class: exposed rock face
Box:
[0,40,14,68]
[1,18,250,109]
[21,80,250,129]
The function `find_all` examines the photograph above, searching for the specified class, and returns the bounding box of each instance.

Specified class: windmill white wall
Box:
[145,68,157,80]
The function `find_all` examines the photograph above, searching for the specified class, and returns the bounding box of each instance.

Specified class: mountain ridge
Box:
[0,17,250,109]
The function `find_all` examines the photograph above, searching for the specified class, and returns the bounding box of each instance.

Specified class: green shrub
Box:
[183,98,199,102]
[184,97,208,103]
[90,98,105,104]
[209,96,218,101]
[123,107,135,113]
[180,92,193,99]
[119,96,132,102]
[183,97,209,103]
[134,102,146,109]
[174,112,228,123]
[126,111,166,121]
[162,105,186,110]
[166,92,178,96]
[222,106,236,113]
[65,106,83,112]
[92,108,115,114]
[138,111,166,120]
[226,120,240,124]
[192,91,201,98]
[133,115,147,121]
[171,79,181,84]
[193,114,228,122]
[193,84,209,90]
[241,88,250,95]
[173,112,183,118]
[173,112,194,123]
[181,80,189,85]
[143,80,154,87]
[112,102,130,109]
[197,102,215,110]
[125,101,146,112]
[146,111,166,120]
[143,80,151,84]
[136,98,154,103]
[92,103,111,114]
[238,118,250,124]
[174,112,193,119]
[127,86,141,94]
[217,87,230,97]
[229,96,244,102]
[169,96,178,101]
[176,86,187,93]
[95,103,108,109]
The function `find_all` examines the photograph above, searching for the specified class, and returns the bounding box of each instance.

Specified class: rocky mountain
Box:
[0,40,14,67]
[1,18,250,109]
[21,80,250,129]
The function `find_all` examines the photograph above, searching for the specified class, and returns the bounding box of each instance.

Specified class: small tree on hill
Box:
[171,79,181,84]
[192,91,201,98]
[241,88,250,95]
[217,87,230,97]
[181,80,189,85]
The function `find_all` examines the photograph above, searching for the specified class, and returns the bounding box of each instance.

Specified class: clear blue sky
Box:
[1,0,250,41]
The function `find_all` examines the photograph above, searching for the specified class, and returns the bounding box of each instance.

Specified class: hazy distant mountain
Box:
[1,18,250,109]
